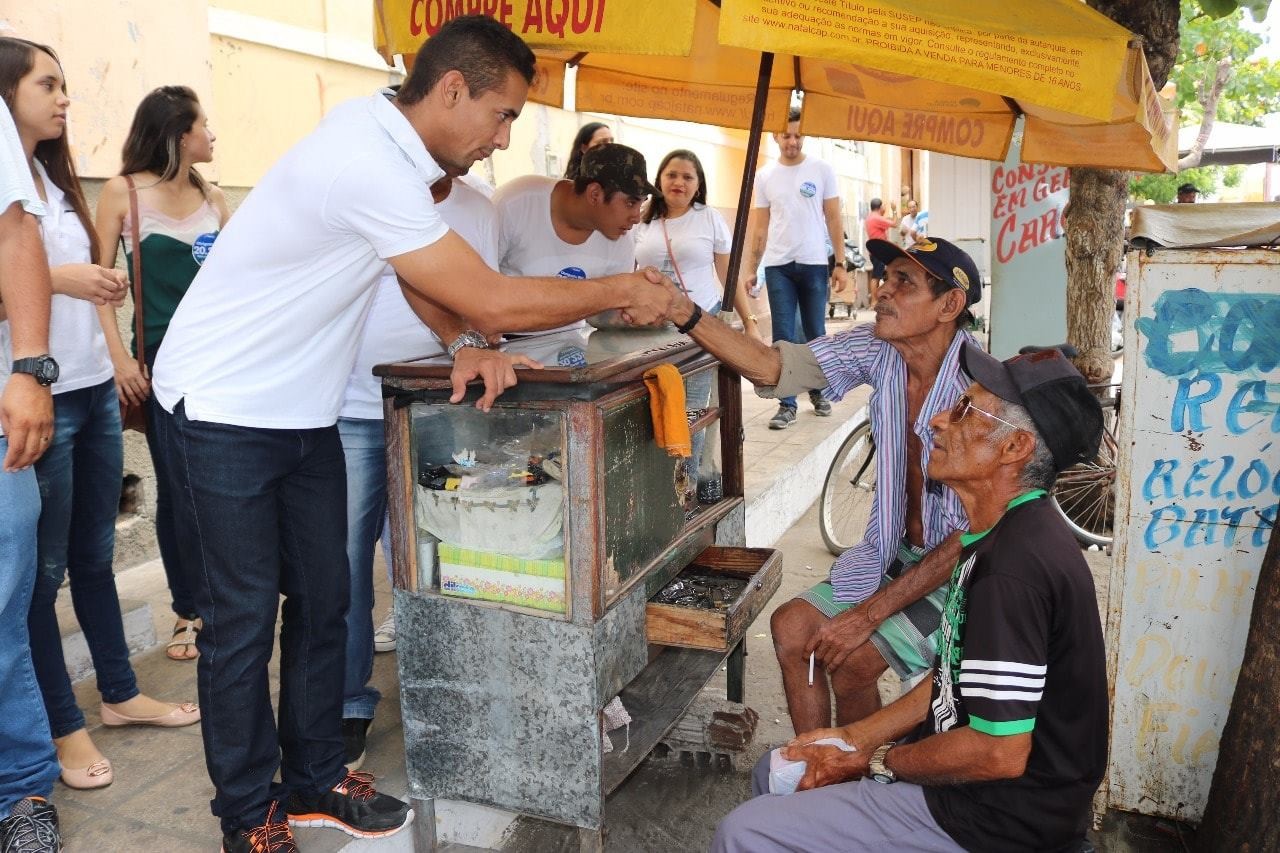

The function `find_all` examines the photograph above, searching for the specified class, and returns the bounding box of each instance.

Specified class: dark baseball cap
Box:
[959,342,1103,473]
[577,143,656,199]
[1177,183,1199,194]
[866,237,982,307]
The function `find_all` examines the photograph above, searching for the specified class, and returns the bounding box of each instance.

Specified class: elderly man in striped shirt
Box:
[666,236,981,734]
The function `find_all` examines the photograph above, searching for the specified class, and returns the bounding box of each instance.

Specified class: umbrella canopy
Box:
[1177,121,1280,166]
[375,0,1175,173]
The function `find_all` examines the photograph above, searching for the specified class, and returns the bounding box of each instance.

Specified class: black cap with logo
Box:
[577,143,657,200]
[866,237,982,308]
[960,342,1103,473]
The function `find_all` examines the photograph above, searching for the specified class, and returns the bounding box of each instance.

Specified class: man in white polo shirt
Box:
[0,93,62,852]
[740,107,849,430]
[148,16,676,852]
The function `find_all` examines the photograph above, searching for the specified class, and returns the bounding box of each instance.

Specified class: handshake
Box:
[614,266,699,330]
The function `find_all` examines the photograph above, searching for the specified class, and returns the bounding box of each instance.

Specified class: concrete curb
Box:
[744,405,867,549]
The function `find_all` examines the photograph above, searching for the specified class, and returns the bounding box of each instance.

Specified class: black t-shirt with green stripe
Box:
[916,492,1107,853]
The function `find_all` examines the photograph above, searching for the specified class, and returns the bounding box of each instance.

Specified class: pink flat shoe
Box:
[100,701,200,728]
[60,758,113,790]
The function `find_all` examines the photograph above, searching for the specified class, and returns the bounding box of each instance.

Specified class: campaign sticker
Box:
[557,346,588,367]
[557,266,587,279]
[799,181,817,198]
[191,231,218,265]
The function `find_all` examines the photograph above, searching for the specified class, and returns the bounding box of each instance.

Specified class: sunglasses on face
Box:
[949,394,1021,431]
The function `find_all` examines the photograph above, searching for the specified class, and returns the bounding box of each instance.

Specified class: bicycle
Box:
[817,384,1120,556]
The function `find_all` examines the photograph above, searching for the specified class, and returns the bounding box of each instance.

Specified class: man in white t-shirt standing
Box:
[336,173,498,771]
[741,108,850,429]
[0,94,62,851]
[148,16,676,852]
[493,142,651,333]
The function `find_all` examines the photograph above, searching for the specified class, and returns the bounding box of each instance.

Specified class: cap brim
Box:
[866,239,938,285]
[960,341,1024,405]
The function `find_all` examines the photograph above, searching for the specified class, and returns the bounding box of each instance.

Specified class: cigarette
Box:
[808,652,815,687]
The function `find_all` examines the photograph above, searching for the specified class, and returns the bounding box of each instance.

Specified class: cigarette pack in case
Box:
[438,542,566,614]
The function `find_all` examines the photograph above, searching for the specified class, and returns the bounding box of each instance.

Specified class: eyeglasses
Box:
[949,394,1021,431]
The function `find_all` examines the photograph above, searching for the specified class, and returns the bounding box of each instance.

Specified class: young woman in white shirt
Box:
[0,37,198,793]
[633,150,761,496]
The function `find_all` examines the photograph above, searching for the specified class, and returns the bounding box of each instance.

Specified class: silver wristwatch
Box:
[446,330,490,359]
[869,742,897,784]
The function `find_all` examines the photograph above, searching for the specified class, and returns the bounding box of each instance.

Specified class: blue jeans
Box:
[29,379,138,739]
[144,347,197,619]
[764,262,828,408]
[153,400,349,834]
[338,417,386,721]
[0,439,59,813]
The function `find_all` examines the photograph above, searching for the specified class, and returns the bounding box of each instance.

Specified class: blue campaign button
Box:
[557,266,587,279]
[191,231,218,265]
[799,181,817,198]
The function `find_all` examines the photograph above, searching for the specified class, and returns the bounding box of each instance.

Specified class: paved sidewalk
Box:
[52,312,871,851]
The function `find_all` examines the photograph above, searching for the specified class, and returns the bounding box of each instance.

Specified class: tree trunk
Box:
[1067,0,1180,384]
[1197,524,1280,851]
[1178,58,1233,171]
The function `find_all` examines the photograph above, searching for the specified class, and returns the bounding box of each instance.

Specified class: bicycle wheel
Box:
[819,422,876,556]
[1051,399,1119,547]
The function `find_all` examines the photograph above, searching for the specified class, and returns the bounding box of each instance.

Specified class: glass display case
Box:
[377,327,775,849]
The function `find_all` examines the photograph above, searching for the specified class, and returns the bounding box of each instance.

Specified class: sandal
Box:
[165,618,201,661]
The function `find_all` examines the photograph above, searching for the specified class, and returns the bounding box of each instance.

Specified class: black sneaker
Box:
[811,391,833,417]
[285,771,411,839]
[221,802,296,853]
[342,717,372,771]
[768,406,797,430]
[0,797,60,853]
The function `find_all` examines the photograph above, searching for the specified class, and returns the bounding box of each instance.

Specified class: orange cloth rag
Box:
[642,364,691,458]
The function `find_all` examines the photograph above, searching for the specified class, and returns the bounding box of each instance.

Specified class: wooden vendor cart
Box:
[376,326,781,850]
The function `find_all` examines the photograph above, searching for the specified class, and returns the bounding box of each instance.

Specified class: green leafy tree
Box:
[1129,0,1280,200]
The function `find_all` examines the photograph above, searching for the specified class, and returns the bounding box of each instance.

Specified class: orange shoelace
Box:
[244,802,294,852]
[335,770,377,802]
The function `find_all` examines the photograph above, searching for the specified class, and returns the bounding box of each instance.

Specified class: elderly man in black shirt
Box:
[712,344,1107,853]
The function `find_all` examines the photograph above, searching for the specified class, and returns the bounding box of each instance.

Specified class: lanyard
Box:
[959,489,1047,548]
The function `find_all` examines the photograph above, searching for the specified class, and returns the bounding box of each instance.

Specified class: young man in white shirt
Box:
[0,93,62,852]
[492,142,653,334]
[740,108,850,429]
[147,16,676,852]
[337,173,498,771]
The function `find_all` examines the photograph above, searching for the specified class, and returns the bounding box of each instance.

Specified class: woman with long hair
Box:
[0,37,199,792]
[562,120,612,179]
[633,149,760,497]
[95,85,229,662]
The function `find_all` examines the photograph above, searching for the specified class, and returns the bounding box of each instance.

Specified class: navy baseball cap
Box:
[866,237,982,308]
[960,342,1103,472]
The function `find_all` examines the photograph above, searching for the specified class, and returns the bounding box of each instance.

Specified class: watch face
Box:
[37,356,60,384]
[871,771,895,784]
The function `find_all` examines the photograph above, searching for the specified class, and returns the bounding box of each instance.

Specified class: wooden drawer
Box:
[646,546,782,652]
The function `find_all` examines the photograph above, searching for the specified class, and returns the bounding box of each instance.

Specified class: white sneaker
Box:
[373,609,397,653]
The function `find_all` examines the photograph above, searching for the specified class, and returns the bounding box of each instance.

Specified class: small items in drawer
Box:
[652,572,748,611]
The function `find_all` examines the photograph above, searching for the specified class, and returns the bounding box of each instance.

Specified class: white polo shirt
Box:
[0,97,47,438]
[340,179,499,421]
[753,155,838,268]
[152,93,449,428]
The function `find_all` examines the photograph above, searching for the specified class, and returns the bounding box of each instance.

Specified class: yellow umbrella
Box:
[374,0,1174,172]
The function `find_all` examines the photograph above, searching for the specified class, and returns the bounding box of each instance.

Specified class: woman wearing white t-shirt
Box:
[0,37,198,793]
[634,150,760,496]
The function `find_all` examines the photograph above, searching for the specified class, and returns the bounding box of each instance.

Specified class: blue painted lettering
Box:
[1171,374,1222,432]
[1145,505,1185,550]
[1144,459,1179,500]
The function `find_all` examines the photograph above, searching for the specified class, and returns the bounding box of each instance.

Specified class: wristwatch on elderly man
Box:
[870,742,897,784]
[446,330,490,359]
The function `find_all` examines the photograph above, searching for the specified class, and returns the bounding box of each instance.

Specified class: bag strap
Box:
[124,175,146,367]
[659,218,691,295]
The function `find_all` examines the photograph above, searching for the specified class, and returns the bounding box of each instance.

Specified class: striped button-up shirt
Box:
[809,325,974,603]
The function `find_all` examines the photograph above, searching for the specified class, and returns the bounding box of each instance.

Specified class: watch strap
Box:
[675,303,703,335]
[447,330,490,358]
